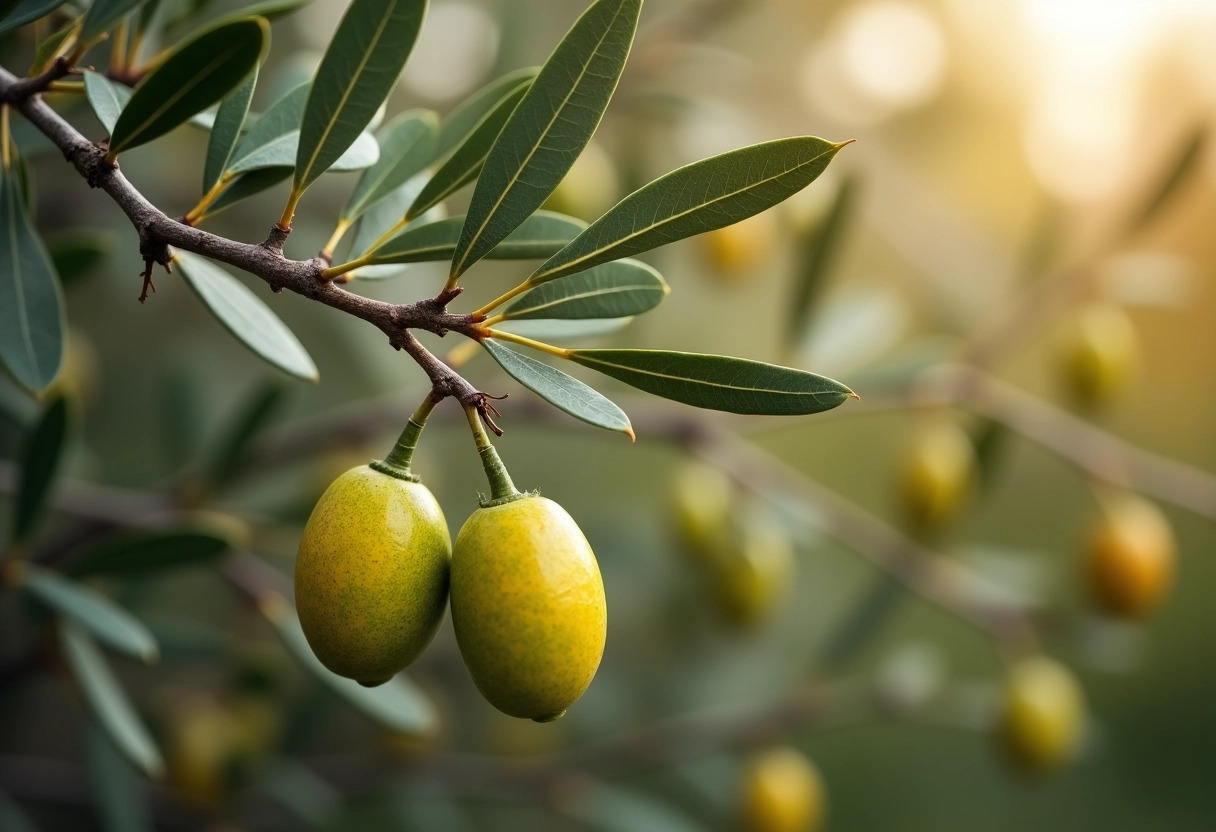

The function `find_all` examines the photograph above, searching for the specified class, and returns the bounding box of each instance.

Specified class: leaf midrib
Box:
[574,352,841,400]
[508,282,659,316]
[116,46,240,151]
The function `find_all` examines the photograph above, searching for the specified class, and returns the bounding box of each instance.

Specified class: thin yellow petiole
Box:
[47,81,84,93]
[110,21,128,72]
[127,30,144,68]
[183,173,234,226]
[480,313,506,327]
[359,215,409,259]
[443,340,482,370]
[321,255,372,281]
[472,280,533,317]
[484,328,571,359]
[1,106,11,169]
[279,188,303,229]
[321,219,352,260]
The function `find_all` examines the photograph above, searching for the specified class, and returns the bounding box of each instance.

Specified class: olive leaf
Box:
[291,0,427,196]
[406,79,530,222]
[25,566,159,663]
[59,623,164,778]
[787,174,858,349]
[450,0,642,280]
[206,167,292,217]
[174,252,318,381]
[499,317,633,341]
[30,17,78,74]
[367,211,586,265]
[483,339,632,438]
[501,259,667,321]
[80,0,152,45]
[0,159,64,394]
[85,723,153,832]
[13,394,68,545]
[566,349,856,415]
[67,529,233,578]
[533,137,849,283]
[83,71,130,136]
[345,173,439,280]
[341,109,439,224]
[0,0,69,35]
[108,17,270,157]
[203,67,258,193]
[435,67,538,158]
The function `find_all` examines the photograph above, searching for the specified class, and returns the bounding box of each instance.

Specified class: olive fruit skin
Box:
[1061,302,1138,406]
[1000,656,1085,774]
[295,465,451,687]
[899,419,975,532]
[1086,495,1175,617]
[742,746,826,832]
[450,495,606,722]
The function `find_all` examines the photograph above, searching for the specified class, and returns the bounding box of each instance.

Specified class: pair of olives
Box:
[294,463,606,722]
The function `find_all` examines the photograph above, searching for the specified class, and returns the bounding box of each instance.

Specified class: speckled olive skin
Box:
[295,465,451,686]
[450,496,606,721]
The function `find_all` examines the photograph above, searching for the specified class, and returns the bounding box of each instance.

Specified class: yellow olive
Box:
[1086,495,1175,617]
[541,140,620,222]
[1061,302,1139,406]
[711,515,794,626]
[295,465,451,686]
[899,419,974,532]
[1000,656,1085,774]
[450,495,606,722]
[670,459,734,557]
[701,212,779,281]
[741,746,826,832]
[166,699,243,806]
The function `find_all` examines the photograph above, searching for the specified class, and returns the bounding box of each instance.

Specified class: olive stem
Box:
[370,395,437,482]
[464,405,521,504]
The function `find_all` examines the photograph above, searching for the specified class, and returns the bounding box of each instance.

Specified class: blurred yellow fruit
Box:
[712,514,794,626]
[899,419,975,532]
[542,140,620,222]
[166,699,243,806]
[1060,302,1139,407]
[43,327,100,406]
[701,212,779,280]
[1000,656,1085,774]
[295,465,452,686]
[742,746,826,832]
[1086,494,1175,617]
[670,459,734,557]
[450,495,606,722]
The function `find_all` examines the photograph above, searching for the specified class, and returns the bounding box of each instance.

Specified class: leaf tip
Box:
[624,425,636,442]
[833,139,857,151]
[846,388,861,401]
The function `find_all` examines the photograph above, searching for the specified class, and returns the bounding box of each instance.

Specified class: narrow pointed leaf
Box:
[14,395,68,544]
[67,530,232,578]
[450,0,641,279]
[567,349,855,415]
[80,0,152,45]
[0,164,64,394]
[203,68,258,193]
[503,259,666,320]
[435,67,538,157]
[1130,124,1207,231]
[500,317,632,341]
[0,0,69,35]
[0,790,38,832]
[26,566,159,662]
[30,17,78,74]
[534,137,848,282]
[232,82,309,159]
[787,173,857,348]
[207,167,292,216]
[109,17,269,156]
[341,109,438,223]
[346,173,439,279]
[484,339,631,437]
[174,252,318,381]
[270,603,436,735]
[59,623,164,778]
[368,210,585,265]
[229,128,378,175]
[406,79,530,221]
[86,723,153,832]
[292,0,427,193]
[84,71,131,136]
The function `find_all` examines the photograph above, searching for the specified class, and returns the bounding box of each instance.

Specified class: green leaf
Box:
[0,0,69,35]
[203,67,258,193]
[499,317,632,341]
[30,17,78,74]
[566,349,856,415]
[215,0,311,22]
[341,109,439,223]
[66,530,232,578]
[58,622,164,778]
[450,0,641,279]
[207,379,285,485]
[1131,124,1208,231]
[787,173,857,348]
[502,259,666,321]
[0,790,38,832]
[48,229,112,285]
[207,167,292,216]
[0,160,64,394]
[484,339,631,437]
[368,210,585,265]
[84,71,131,136]
[435,67,538,158]
[406,79,530,222]
[25,566,159,662]
[292,0,427,195]
[80,0,151,45]
[14,394,68,544]
[85,722,153,832]
[269,602,436,736]
[345,174,436,279]
[174,252,318,381]
[534,137,848,283]
[109,17,269,156]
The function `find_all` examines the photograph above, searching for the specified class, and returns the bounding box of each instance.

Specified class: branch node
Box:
[259,224,290,257]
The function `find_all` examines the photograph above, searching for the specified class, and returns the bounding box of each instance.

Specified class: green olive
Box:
[1061,302,1139,406]
[1086,494,1175,617]
[294,465,451,687]
[450,495,606,722]
[711,514,794,626]
[1000,656,1085,774]
[899,419,975,532]
[670,459,734,558]
[701,212,779,281]
[741,746,827,832]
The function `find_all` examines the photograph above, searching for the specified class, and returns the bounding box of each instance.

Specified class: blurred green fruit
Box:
[711,513,794,626]
[670,459,735,558]
[1000,656,1085,774]
[1061,302,1139,407]
[899,419,975,532]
